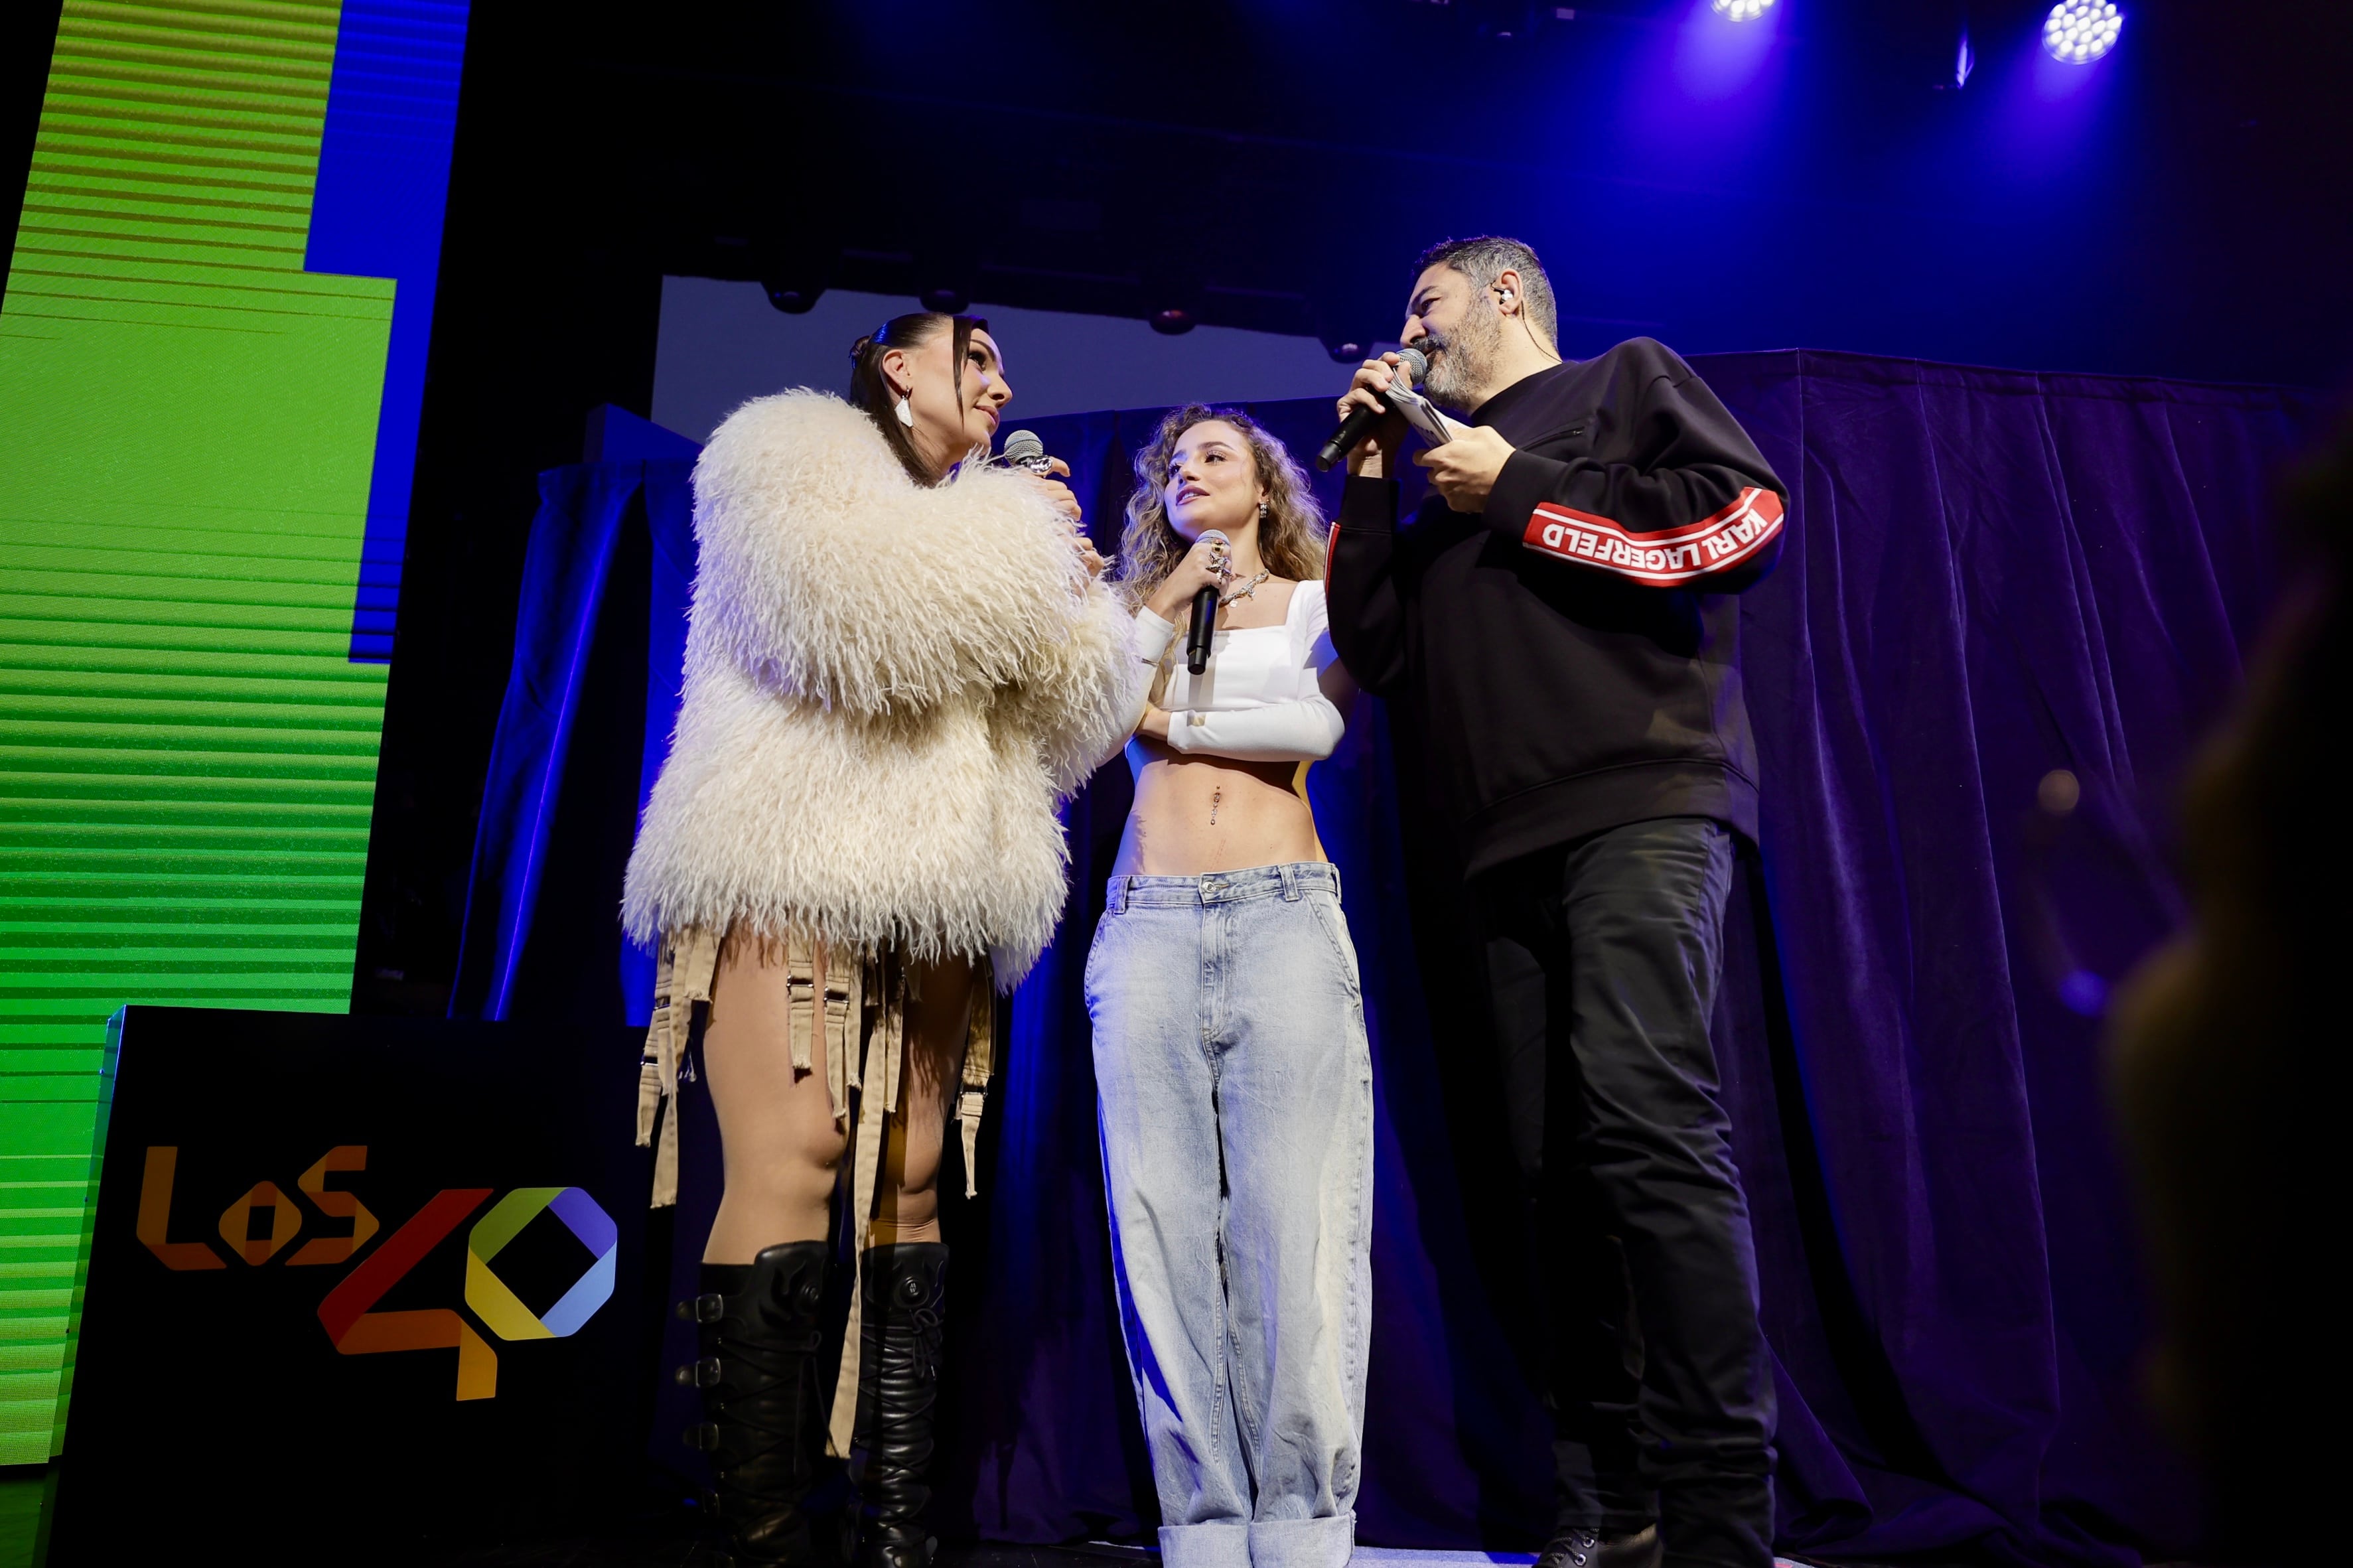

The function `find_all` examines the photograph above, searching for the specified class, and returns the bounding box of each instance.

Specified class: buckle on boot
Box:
[678,1293,727,1324]
[676,1356,722,1388]
[683,1421,721,1451]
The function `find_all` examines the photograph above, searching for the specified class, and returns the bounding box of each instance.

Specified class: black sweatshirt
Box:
[1326,338,1787,876]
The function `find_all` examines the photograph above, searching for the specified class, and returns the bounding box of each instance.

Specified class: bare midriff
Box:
[1112,743,1324,878]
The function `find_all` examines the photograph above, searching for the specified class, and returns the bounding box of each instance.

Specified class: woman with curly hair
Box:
[1086,405,1372,1568]
[623,313,1137,1568]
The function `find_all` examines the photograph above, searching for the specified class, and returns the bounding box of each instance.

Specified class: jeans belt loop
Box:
[1109,875,1127,915]
[1327,863,1342,903]
[1281,863,1300,902]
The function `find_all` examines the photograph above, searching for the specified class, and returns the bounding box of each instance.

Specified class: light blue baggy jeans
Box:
[1084,861,1375,1568]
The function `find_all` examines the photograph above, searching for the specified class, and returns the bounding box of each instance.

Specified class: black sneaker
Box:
[1537,1525,1662,1568]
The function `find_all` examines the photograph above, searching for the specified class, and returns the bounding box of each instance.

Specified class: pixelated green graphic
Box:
[0,0,395,1461]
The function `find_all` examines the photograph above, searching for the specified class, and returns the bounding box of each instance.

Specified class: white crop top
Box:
[1130,580,1348,763]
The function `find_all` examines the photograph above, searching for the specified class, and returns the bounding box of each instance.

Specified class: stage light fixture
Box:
[1710,0,1774,20]
[2041,0,2121,64]
[1315,285,1386,366]
[762,279,825,314]
[911,235,977,317]
[1143,261,1203,338]
[752,226,835,315]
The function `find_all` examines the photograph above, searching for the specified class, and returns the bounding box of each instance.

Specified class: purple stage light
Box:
[2042,0,2122,64]
[1711,0,1773,18]
[2058,969,2109,1017]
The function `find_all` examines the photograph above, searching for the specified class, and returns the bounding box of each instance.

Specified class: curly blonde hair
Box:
[1115,405,1328,608]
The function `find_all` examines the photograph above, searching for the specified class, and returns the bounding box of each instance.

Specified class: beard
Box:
[1418,296,1507,409]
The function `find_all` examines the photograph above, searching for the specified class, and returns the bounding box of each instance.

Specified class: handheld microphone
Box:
[1315,346,1431,471]
[1000,429,1053,474]
[1185,529,1230,676]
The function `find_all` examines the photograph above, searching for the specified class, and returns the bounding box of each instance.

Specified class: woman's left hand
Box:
[1137,704,1172,743]
[1025,456,1084,524]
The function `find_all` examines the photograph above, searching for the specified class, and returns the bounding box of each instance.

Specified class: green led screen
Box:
[0,0,457,1461]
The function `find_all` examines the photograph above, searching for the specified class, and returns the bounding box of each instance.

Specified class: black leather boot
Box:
[1537,1526,1662,1568]
[680,1241,831,1567]
[849,1244,950,1568]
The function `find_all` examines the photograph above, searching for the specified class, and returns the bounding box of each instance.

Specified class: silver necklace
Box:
[1220,570,1271,606]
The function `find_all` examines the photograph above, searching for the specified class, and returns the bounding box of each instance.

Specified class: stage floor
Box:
[0,1465,2027,1568]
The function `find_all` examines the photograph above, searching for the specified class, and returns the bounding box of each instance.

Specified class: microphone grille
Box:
[1001,429,1046,464]
[1395,345,1430,382]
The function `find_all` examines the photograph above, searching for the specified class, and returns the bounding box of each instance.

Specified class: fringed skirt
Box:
[636,927,995,1457]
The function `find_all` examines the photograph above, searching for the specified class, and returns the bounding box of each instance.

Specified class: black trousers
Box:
[1476,817,1775,1568]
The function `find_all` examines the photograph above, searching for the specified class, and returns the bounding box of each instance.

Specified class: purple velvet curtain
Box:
[933,352,2314,1566]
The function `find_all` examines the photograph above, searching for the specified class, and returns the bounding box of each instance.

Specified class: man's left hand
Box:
[1414,426,1516,510]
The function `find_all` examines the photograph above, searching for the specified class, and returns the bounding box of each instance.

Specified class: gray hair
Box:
[1412,235,1558,348]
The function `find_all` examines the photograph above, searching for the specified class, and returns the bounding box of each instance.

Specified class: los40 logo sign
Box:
[136,1144,617,1401]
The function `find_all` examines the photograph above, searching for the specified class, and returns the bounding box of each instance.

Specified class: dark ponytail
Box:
[847,311,989,484]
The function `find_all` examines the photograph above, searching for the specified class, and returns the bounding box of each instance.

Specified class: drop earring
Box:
[1257,499,1270,521]
[894,393,914,427]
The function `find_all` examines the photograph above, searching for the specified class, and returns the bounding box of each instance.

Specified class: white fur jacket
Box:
[620,391,1142,985]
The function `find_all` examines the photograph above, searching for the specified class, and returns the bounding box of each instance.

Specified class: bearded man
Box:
[1324,236,1787,1568]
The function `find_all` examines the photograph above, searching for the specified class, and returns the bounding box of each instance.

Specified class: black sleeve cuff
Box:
[1338,474,1400,535]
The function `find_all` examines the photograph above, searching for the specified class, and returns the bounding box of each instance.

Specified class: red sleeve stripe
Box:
[1520,486,1785,585]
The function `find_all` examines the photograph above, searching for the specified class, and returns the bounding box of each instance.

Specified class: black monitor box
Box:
[52,1006,659,1559]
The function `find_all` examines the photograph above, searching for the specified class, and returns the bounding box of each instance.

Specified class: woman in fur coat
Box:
[622,313,1139,1568]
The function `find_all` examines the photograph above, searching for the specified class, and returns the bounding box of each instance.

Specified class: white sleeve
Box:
[1133,606,1178,666]
[1163,696,1346,762]
[1168,584,1348,760]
